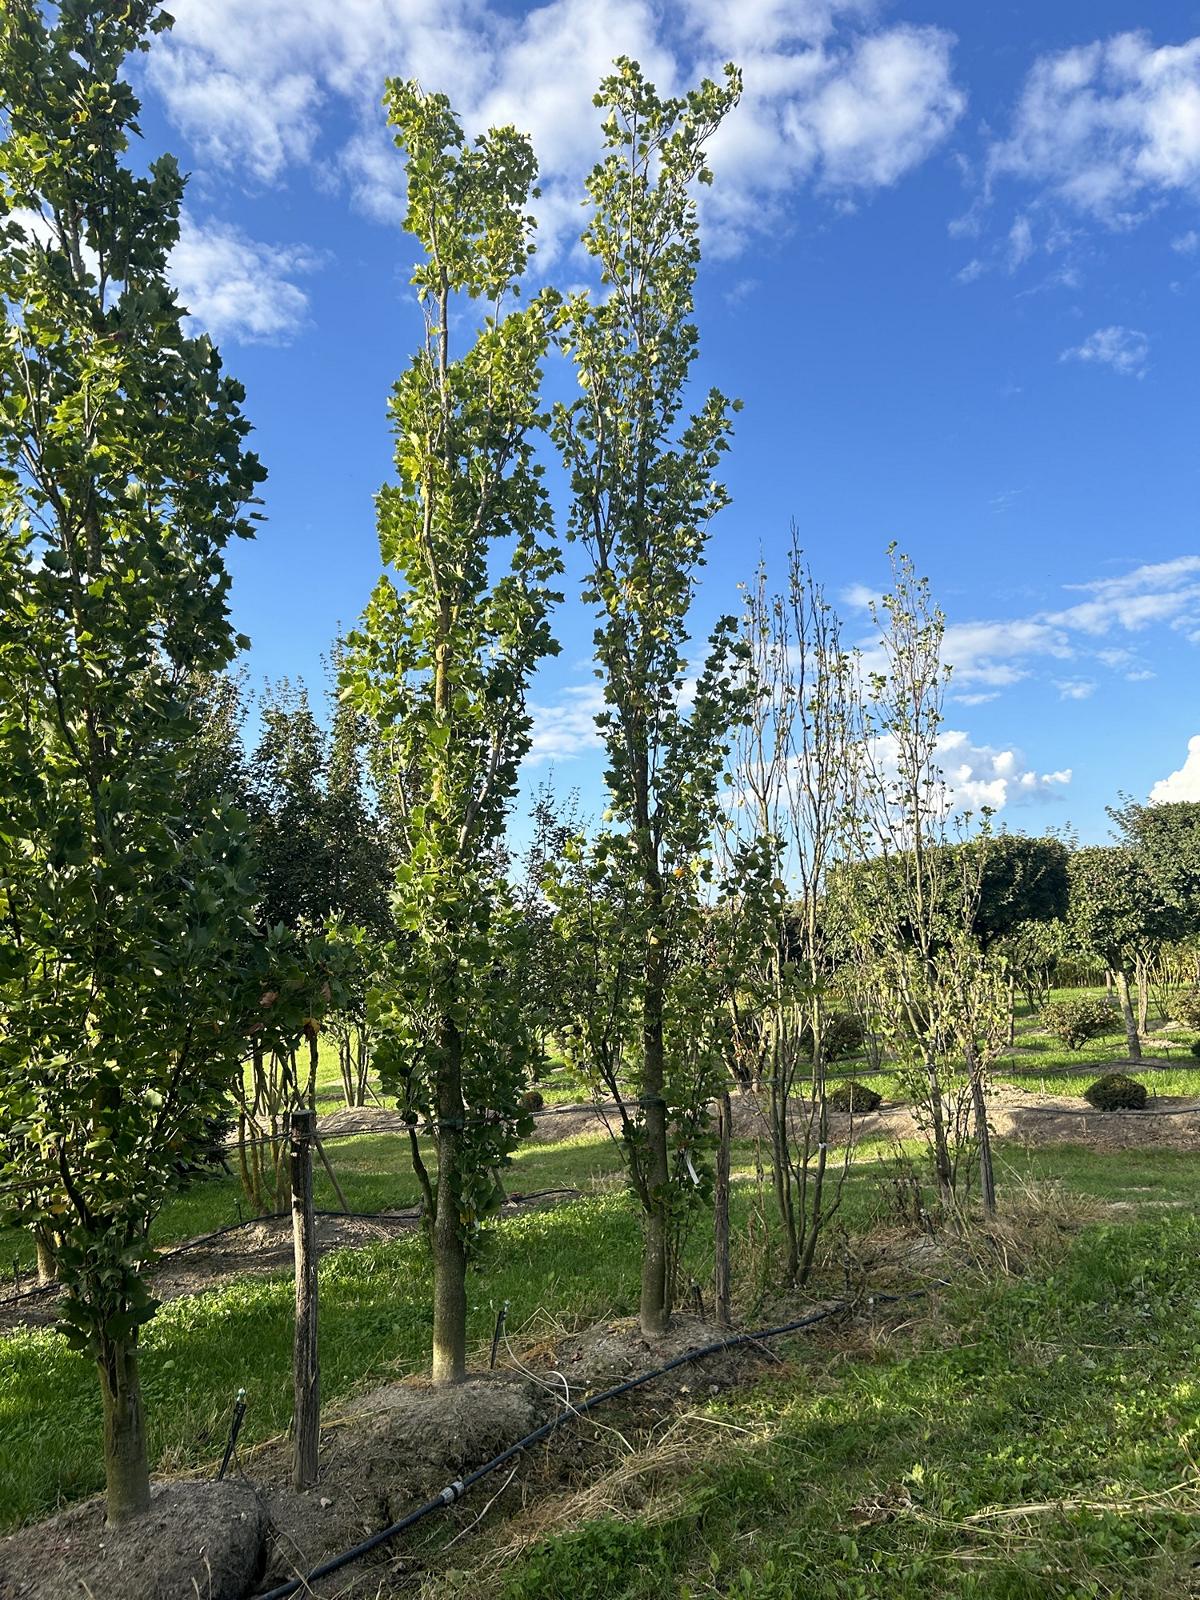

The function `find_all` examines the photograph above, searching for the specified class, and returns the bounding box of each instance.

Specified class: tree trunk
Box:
[35,1228,57,1286]
[1113,968,1141,1061]
[714,1090,731,1328]
[639,940,671,1337]
[966,1044,996,1218]
[768,1027,799,1283]
[289,1110,320,1489]
[924,1059,954,1205]
[1136,964,1149,1035]
[97,1335,150,1525]
[1007,971,1016,1048]
[431,1018,468,1384]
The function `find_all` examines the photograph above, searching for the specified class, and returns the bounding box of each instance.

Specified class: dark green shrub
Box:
[1083,1073,1147,1111]
[1042,997,1122,1050]
[802,1012,866,1063]
[520,1088,545,1114]
[827,1081,883,1114]
[1190,1038,1200,1061]
[1170,990,1200,1030]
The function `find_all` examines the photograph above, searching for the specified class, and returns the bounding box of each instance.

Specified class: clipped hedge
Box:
[1083,1073,1147,1111]
[801,1012,866,1064]
[1042,997,1122,1051]
[827,1081,883,1115]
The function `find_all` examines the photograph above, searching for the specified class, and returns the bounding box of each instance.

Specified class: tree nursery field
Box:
[2,5,1200,1599]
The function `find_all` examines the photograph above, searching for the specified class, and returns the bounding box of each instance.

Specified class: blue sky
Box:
[125,0,1200,838]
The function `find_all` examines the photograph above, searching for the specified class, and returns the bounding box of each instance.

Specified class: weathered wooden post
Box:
[714,1089,732,1328]
[289,1108,319,1489]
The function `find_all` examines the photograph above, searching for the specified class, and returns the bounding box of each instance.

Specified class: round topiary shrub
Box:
[801,1012,866,1063]
[1170,990,1200,1031]
[1190,1038,1200,1061]
[1083,1073,1147,1111]
[519,1088,545,1114]
[1042,997,1122,1051]
[827,1081,883,1114]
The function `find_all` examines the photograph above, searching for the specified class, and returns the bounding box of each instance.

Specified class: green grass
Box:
[0,1171,777,1530]
[485,1209,1200,1599]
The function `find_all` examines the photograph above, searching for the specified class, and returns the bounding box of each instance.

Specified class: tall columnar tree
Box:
[345,83,561,1384]
[549,60,744,1337]
[0,1,262,1523]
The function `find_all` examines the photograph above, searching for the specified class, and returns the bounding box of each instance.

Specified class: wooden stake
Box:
[714,1089,732,1328]
[290,1108,320,1489]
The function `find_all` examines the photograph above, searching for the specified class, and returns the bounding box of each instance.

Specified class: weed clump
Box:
[1083,1073,1148,1111]
[1043,997,1122,1050]
[827,1081,883,1114]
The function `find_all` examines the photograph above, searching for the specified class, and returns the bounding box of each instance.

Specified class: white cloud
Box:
[938,730,1071,812]
[1060,325,1150,377]
[1150,735,1200,803]
[171,215,320,344]
[855,554,1199,710]
[990,32,1200,225]
[841,580,878,610]
[146,0,965,260]
[865,727,1070,815]
[1047,555,1200,634]
[1173,228,1200,253]
[527,683,605,763]
[941,617,1072,687]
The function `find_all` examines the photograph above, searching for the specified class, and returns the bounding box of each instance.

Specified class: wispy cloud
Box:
[1060,325,1150,378]
[844,553,1200,703]
[527,683,605,763]
[172,215,320,344]
[1055,678,1097,701]
[1047,556,1200,634]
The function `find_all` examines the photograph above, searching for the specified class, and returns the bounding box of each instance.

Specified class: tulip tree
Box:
[0,1,263,1523]
[549,60,744,1337]
[345,83,560,1384]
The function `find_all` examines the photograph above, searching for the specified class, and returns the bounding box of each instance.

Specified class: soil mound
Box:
[0,1480,264,1600]
[257,1372,554,1588]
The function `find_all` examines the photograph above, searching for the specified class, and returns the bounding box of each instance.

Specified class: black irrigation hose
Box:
[255,1288,922,1600]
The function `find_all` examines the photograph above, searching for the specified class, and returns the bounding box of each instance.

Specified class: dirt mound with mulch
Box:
[254,1371,555,1592]
[0,1480,265,1600]
[247,1309,814,1594]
